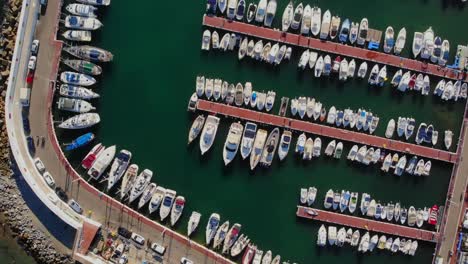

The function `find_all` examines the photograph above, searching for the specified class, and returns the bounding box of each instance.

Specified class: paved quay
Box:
[202,15,468,82]
[196,99,458,163]
[16,0,234,263]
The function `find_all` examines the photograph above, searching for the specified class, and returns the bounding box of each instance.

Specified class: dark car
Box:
[22,116,30,134]
[55,187,68,202]
[117,227,132,240]
[40,0,47,15]
[26,136,35,156]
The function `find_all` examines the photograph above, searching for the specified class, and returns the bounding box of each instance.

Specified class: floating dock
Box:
[202,15,468,82]
[196,100,458,163]
[296,206,438,242]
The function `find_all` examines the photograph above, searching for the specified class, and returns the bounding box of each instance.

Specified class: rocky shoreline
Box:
[0,1,73,263]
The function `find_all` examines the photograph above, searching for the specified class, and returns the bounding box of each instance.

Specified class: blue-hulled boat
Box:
[405,156,418,175]
[425,124,434,144]
[338,19,350,43]
[363,112,373,131]
[356,109,366,131]
[206,0,217,14]
[64,132,94,150]
[335,110,344,127]
[415,123,427,144]
[405,118,416,140]
[235,0,245,20]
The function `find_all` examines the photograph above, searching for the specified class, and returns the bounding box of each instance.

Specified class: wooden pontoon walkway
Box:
[196,100,458,163]
[296,206,438,242]
[202,15,468,82]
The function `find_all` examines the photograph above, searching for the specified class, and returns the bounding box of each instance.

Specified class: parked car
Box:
[150,242,166,255]
[40,0,47,15]
[22,116,30,134]
[33,158,45,174]
[55,187,68,202]
[118,254,128,264]
[42,171,55,189]
[117,227,132,240]
[26,71,34,84]
[180,257,194,264]
[131,233,145,246]
[31,40,39,55]
[26,136,35,155]
[68,199,83,214]
[28,56,37,71]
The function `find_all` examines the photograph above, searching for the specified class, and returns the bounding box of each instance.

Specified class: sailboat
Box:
[260,128,280,167]
[138,183,157,209]
[59,84,99,100]
[119,164,139,200]
[200,115,221,155]
[128,169,153,204]
[107,149,132,191]
[187,211,201,237]
[223,122,244,165]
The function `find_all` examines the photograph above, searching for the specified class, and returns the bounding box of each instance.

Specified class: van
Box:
[150,242,166,255]
[68,199,83,214]
[33,158,45,174]
[42,171,55,189]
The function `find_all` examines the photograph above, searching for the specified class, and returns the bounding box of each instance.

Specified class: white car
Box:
[180,257,193,264]
[68,199,83,214]
[33,158,45,174]
[150,242,166,255]
[28,56,37,71]
[131,233,145,246]
[118,254,128,264]
[31,39,39,55]
[42,171,55,189]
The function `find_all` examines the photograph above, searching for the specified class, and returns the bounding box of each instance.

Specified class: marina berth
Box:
[63,59,102,76]
[63,45,114,62]
[62,30,92,42]
[65,16,103,30]
[58,113,100,129]
[87,145,116,180]
[60,71,96,86]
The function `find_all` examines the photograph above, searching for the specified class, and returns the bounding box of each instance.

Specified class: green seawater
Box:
[56,0,468,263]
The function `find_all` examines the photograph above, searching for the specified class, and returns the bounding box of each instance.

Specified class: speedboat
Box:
[421,27,434,60]
[278,131,292,161]
[200,115,221,155]
[381,154,392,172]
[349,22,358,44]
[339,190,350,212]
[405,156,418,175]
[148,186,166,214]
[170,196,185,226]
[309,51,318,69]
[128,169,153,204]
[246,3,256,22]
[243,82,252,105]
[274,45,287,65]
[238,38,248,60]
[235,0,245,20]
[259,128,280,167]
[290,98,298,116]
[307,187,317,206]
[357,18,368,46]
[405,118,416,140]
[328,226,337,246]
[222,223,242,254]
[81,143,105,169]
[312,137,322,157]
[206,213,220,245]
[347,145,358,161]
[397,117,407,138]
[226,84,236,105]
[324,189,334,209]
[394,155,407,176]
[324,140,336,156]
[319,10,331,40]
[415,123,427,145]
[57,97,95,113]
[77,0,110,5]
[58,113,100,129]
[299,188,308,204]
[213,79,222,101]
[306,97,315,119]
[377,66,387,86]
[212,31,220,49]
[250,129,268,170]
[358,232,370,253]
[240,122,257,159]
[350,230,360,247]
[366,199,376,218]
[385,119,395,138]
[317,225,327,246]
[223,122,244,165]
[439,39,450,66]
[138,183,157,209]
[326,106,337,124]
[339,59,349,81]
[314,56,324,77]
[444,130,453,150]
[59,84,99,100]
[87,145,115,180]
[62,30,91,42]
[332,56,341,73]
[303,137,313,160]
[431,36,442,64]
[357,61,368,78]
[298,49,310,69]
[230,234,250,257]
[265,91,276,112]
[281,1,294,32]
[329,15,341,40]
[66,3,97,17]
[347,59,356,78]
[188,115,206,145]
[226,0,238,20]
[323,55,332,76]
[65,16,102,30]
[60,71,96,86]
[407,206,417,226]
[337,228,346,247]
[300,4,312,35]
[333,142,343,159]
[160,189,177,221]
[332,191,341,211]
[263,0,277,27]
[394,27,406,55]
[187,211,202,237]
[256,92,266,111]
[339,18,350,43]
[63,45,113,62]
[383,26,394,53]
[310,6,321,36]
[369,235,379,252]
[391,70,403,87]
[416,209,424,228]
[255,0,268,23]
[412,32,423,57]
[349,192,358,214]
[367,64,379,85]
[205,78,214,99]
[234,83,244,106]
[107,149,132,191]
[196,76,205,97]
[290,3,303,30]
[298,96,307,119]
[201,30,211,51]
[119,164,139,200]
[295,133,306,154]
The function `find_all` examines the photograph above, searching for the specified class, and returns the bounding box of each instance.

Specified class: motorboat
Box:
[347,59,356,78]
[356,109,366,131]
[65,16,102,30]
[201,30,211,51]
[358,232,370,252]
[349,192,358,214]
[391,238,400,253]
[332,56,342,73]
[397,117,407,138]
[415,123,427,145]
[246,3,256,22]
[339,190,350,212]
[328,226,337,246]
[357,18,368,46]
[317,225,327,246]
[333,142,343,159]
[242,244,256,264]
[255,0,267,23]
[347,145,358,161]
[357,61,368,78]
[350,230,360,247]
[383,26,394,53]
[226,0,238,20]
[86,145,115,180]
[303,137,313,160]
[349,22,358,44]
[196,76,205,97]
[250,129,267,170]
[307,187,317,206]
[170,196,185,226]
[420,27,434,60]
[160,189,177,221]
[81,143,105,169]
[444,130,453,150]
[377,235,387,250]
[212,31,220,49]
[295,133,306,154]
[300,4,312,35]
[188,115,206,145]
[337,228,346,247]
[319,10,331,40]
[405,118,416,140]
[323,55,332,76]
[391,70,403,87]
[128,169,153,204]
[298,96,307,119]
[409,241,418,256]
[367,64,379,85]
[281,1,294,32]
[394,27,406,55]
[206,213,220,245]
[421,75,431,95]
[62,30,92,42]
[252,250,263,264]
[63,45,113,62]
[204,78,214,99]
[306,97,315,119]
[298,49,310,69]
[66,3,97,17]
[63,59,102,76]
[278,131,292,161]
[238,38,248,60]
[59,84,99,100]
[57,97,94,113]
[243,82,252,105]
[439,39,450,66]
[324,189,334,209]
[366,199,376,217]
[226,84,236,105]
[412,32,423,57]
[138,183,157,209]
[274,45,287,65]
[230,234,250,257]
[394,155,407,176]
[77,0,110,5]
[339,18,350,43]
[405,156,418,175]
[326,106,337,124]
[329,15,341,40]
[58,113,100,129]
[119,164,138,200]
[223,122,244,165]
[356,145,367,163]
[312,137,322,157]
[324,140,336,156]
[256,92,266,111]
[290,3,303,30]
[265,91,276,112]
[213,79,222,101]
[200,115,221,155]
[263,0,277,27]
[385,237,393,250]
[414,73,424,91]
[416,209,424,228]
[369,235,379,252]
[240,122,257,159]
[308,51,318,69]
[222,223,242,253]
[314,56,324,77]
[394,202,401,222]
[290,98,298,116]
[339,59,349,81]
[260,128,280,167]
[107,149,132,191]
[235,0,246,20]
[431,36,442,64]
[60,71,96,86]
[310,6,321,36]
[246,40,255,58]
[207,0,217,13]
[187,211,202,237]
[234,83,244,106]
[266,43,279,64]
[381,154,392,172]
[428,205,439,225]
[407,206,417,226]
[332,191,341,210]
[385,119,395,138]
[377,66,387,86]
[148,186,166,214]
[220,33,230,51]
[397,71,411,92]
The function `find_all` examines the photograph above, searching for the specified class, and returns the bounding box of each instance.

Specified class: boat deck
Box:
[202,15,468,82]
[296,206,438,242]
[196,99,458,163]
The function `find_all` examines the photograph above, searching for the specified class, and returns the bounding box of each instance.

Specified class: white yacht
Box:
[241,122,257,159]
[170,196,185,226]
[160,189,176,221]
[300,4,312,35]
[128,169,153,204]
[119,164,139,200]
[148,186,166,214]
[138,183,157,209]
[357,61,368,78]
[57,97,95,113]
[281,1,293,32]
[223,122,244,165]
[320,10,331,40]
[200,115,221,155]
[278,131,292,161]
[107,149,132,191]
[62,30,91,42]
[65,3,97,17]
[213,221,230,249]
[205,213,220,245]
[394,27,406,55]
[58,113,100,129]
[188,115,206,145]
[317,225,327,246]
[250,129,268,170]
[87,145,116,180]
[259,128,280,167]
[187,211,202,237]
[65,16,102,30]
[310,6,321,36]
[201,30,211,51]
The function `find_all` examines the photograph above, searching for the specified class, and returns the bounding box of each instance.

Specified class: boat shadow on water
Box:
[441,0,466,10]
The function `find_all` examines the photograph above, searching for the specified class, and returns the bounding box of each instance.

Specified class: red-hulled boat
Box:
[332,56,342,72]
[428,205,439,225]
[408,74,417,90]
[81,143,105,169]
[242,244,256,264]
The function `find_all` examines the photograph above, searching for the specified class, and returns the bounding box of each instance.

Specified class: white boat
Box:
[385,119,395,138]
[66,3,97,17]
[205,78,214,99]
[119,164,139,200]
[309,52,318,69]
[319,10,331,40]
[357,18,368,46]
[391,238,400,253]
[58,113,100,129]
[445,130,453,150]
[357,62,368,78]
[409,240,418,256]
[394,27,406,55]
[347,59,356,78]
[274,45,287,65]
[60,71,96,86]
[138,183,157,209]
[87,145,115,180]
[261,251,272,264]
[337,227,346,247]
[298,96,307,119]
[347,145,358,161]
[256,92,266,111]
[260,128,280,167]
[349,22,359,44]
[349,192,358,214]
[327,106,337,124]
[57,97,95,113]
[278,131,292,161]
[243,82,252,105]
[295,133,306,154]
[300,5,312,35]
[369,235,379,252]
[62,30,92,42]
[298,49,310,69]
[77,0,110,5]
[226,0,238,20]
[310,7,321,36]
[250,129,268,170]
[107,149,132,191]
[377,235,387,250]
[307,187,317,206]
[241,122,257,159]
[196,76,205,97]
[243,244,257,264]
[128,169,153,204]
[59,84,99,100]
[312,101,322,121]
[391,70,403,87]
[421,27,434,60]
[222,223,242,254]
[231,234,250,257]
[188,115,206,145]
[223,122,244,165]
[281,1,294,32]
[246,40,255,58]
[333,142,343,159]
[383,26,394,53]
[255,0,267,23]
[205,213,220,245]
[238,38,248,60]
[328,226,337,246]
[201,30,211,51]
[439,39,450,66]
[252,249,263,264]
[187,211,202,237]
[324,189,334,209]
[312,137,322,157]
[263,0,277,27]
[170,196,185,226]
[324,140,336,156]
[306,97,315,119]
[366,199,376,217]
[303,138,313,160]
[160,189,176,221]
[314,56,324,77]
[213,221,230,249]
[368,64,379,85]
[358,232,370,252]
[200,115,221,155]
[63,45,113,62]
[290,3,303,30]
[148,186,166,214]
[329,15,341,40]
[317,225,327,246]
[339,59,349,81]
[65,16,102,30]
[412,32,423,57]
[265,91,275,112]
[350,230,360,247]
